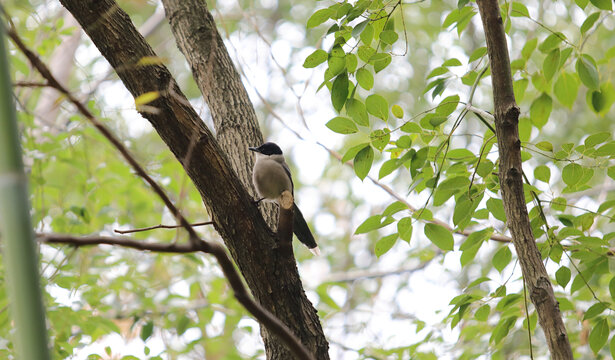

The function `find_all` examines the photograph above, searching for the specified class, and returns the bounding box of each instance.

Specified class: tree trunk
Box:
[476,1,573,358]
[58,1,329,358]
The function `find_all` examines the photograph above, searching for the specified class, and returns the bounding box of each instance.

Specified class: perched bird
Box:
[249,142,320,256]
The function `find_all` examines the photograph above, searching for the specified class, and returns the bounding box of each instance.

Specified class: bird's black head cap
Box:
[249,142,283,155]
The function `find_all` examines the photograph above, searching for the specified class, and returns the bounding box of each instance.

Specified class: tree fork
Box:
[476,1,573,358]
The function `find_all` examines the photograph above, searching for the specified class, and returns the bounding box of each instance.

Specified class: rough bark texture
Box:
[58,1,329,359]
[160,0,262,191]
[476,1,573,359]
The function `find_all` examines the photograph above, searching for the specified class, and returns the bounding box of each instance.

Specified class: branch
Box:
[114,221,214,234]
[7,21,315,360]
[476,1,573,358]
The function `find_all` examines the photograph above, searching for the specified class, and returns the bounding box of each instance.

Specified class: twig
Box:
[114,221,214,234]
[13,81,49,88]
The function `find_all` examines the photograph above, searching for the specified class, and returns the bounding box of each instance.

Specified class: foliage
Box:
[306,0,615,358]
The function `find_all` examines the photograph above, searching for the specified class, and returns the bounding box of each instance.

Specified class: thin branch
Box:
[114,221,214,234]
[324,258,434,283]
[38,233,200,253]
[13,81,49,88]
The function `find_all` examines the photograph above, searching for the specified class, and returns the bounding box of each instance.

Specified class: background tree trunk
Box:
[58,1,329,359]
[476,1,573,358]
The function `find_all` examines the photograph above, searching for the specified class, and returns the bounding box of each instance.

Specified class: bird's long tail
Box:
[292,203,320,256]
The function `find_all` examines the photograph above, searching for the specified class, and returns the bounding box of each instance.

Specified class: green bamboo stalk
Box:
[0,26,51,359]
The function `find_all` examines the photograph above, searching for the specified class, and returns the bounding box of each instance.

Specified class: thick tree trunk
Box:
[58,1,328,359]
[476,1,573,359]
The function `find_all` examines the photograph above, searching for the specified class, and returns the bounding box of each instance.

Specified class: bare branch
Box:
[114,221,214,234]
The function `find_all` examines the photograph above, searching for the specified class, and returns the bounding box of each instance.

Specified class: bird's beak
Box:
[248,147,258,152]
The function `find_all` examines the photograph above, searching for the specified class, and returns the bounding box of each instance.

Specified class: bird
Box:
[249,142,320,256]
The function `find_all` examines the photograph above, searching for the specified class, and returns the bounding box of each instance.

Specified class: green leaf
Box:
[326,116,357,134]
[590,0,612,10]
[383,201,408,217]
[375,234,397,257]
[379,30,398,45]
[438,176,471,191]
[356,68,374,90]
[371,53,392,73]
[354,145,374,180]
[357,45,376,63]
[307,8,334,28]
[469,47,487,62]
[342,143,369,162]
[609,276,615,301]
[360,23,374,45]
[355,214,393,234]
[534,165,551,183]
[555,266,571,288]
[589,317,609,353]
[529,93,552,128]
[424,223,454,251]
[535,141,553,151]
[346,54,358,73]
[396,135,412,148]
[392,105,404,119]
[585,132,611,148]
[346,98,369,126]
[551,197,567,211]
[492,246,512,272]
[562,163,583,186]
[140,321,154,341]
[487,198,507,222]
[366,94,389,121]
[459,228,491,266]
[576,55,600,90]
[543,48,560,81]
[426,115,446,128]
[595,141,615,156]
[427,67,448,79]
[538,33,564,53]
[584,302,607,320]
[397,217,413,242]
[331,72,349,112]
[511,2,530,17]
[611,335,615,360]
[521,38,538,60]
[581,12,600,34]
[327,56,346,78]
[443,58,462,67]
[351,20,369,38]
[553,72,579,108]
[513,78,529,102]
[436,95,460,116]
[490,316,517,345]
[576,0,589,8]
[303,49,328,68]
[475,304,490,321]
[370,129,390,151]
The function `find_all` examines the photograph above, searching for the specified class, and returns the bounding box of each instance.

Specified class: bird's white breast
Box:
[252,154,293,201]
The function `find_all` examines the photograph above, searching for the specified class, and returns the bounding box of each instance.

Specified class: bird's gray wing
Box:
[281,160,294,194]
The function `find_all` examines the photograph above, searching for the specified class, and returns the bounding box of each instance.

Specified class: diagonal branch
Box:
[7,21,315,360]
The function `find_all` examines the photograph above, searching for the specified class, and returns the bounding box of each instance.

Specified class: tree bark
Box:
[58,1,329,358]
[476,1,573,359]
